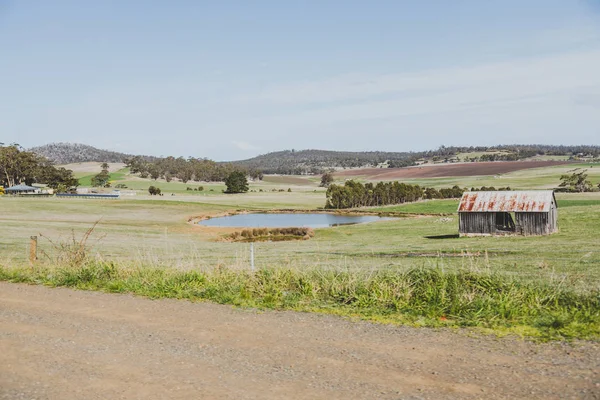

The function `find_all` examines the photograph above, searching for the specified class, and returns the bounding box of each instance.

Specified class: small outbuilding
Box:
[458,191,558,236]
[4,184,38,195]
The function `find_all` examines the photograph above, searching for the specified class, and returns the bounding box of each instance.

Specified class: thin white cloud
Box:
[213,49,600,132]
[232,49,600,107]
[231,140,260,151]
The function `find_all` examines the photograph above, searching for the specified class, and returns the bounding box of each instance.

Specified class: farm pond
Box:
[198,213,392,229]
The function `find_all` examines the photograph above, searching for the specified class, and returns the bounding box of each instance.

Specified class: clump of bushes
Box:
[228,227,315,242]
[148,186,162,195]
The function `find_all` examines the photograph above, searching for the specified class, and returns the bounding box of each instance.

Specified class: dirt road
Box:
[1,282,598,400]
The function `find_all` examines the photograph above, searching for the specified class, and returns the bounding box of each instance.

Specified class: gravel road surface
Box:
[1,282,598,399]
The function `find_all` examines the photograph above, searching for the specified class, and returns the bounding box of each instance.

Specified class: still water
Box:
[198,213,390,228]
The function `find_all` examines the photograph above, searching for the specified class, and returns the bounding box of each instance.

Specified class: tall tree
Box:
[224,171,249,194]
[320,172,334,187]
[91,162,111,187]
[559,170,593,192]
[0,144,78,189]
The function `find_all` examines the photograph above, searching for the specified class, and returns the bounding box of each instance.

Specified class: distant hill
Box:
[231,145,600,175]
[230,149,416,174]
[28,142,600,174]
[30,143,152,165]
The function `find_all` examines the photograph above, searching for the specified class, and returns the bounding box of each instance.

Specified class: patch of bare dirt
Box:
[1,283,598,399]
[336,161,572,180]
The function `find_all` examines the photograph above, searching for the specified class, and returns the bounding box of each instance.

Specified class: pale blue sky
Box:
[1,1,599,160]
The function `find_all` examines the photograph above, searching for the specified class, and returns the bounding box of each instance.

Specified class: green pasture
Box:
[74,163,600,197]
[77,170,128,186]
[1,184,599,339]
[76,169,326,198]
[1,161,596,339]
[1,193,598,291]
[527,155,572,161]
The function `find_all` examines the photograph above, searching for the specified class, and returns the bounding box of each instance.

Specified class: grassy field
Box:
[70,161,600,195]
[1,193,599,287]
[2,165,599,339]
[526,155,572,161]
[77,169,129,186]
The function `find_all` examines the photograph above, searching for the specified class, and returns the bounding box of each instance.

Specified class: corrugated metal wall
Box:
[515,210,558,236]
[459,203,558,236]
[459,212,496,235]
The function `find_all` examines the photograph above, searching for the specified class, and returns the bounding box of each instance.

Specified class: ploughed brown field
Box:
[335,161,571,180]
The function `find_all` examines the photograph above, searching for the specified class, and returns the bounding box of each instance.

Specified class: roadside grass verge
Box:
[1,262,598,341]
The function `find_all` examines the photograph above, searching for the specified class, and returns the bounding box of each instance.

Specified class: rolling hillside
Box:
[230,145,600,174]
[29,142,600,174]
[230,149,417,174]
[30,143,133,164]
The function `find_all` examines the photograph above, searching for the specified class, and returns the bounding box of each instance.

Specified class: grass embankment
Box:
[1,262,598,340]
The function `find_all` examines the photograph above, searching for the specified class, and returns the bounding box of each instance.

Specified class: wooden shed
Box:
[458,191,558,236]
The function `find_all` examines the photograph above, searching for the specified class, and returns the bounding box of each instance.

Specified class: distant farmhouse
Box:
[4,185,39,195]
[458,191,558,236]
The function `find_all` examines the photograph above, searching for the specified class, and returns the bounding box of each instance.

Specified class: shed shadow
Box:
[424,234,460,240]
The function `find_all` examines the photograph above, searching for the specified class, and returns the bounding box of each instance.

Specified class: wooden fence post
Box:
[29,236,38,263]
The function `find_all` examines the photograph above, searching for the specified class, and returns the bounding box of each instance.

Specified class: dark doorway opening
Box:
[495,212,515,233]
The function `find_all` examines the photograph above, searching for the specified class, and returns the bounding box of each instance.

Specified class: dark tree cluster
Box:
[0,144,78,191]
[125,156,261,183]
[387,159,419,168]
[320,172,334,187]
[224,171,249,194]
[325,181,424,209]
[325,180,473,209]
[557,170,598,192]
[148,186,162,195]
[91,163,111,187]
[423,186,465,200]
[476,151,537,162]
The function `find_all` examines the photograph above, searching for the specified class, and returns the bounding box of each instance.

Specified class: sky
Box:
[1,1,600,161]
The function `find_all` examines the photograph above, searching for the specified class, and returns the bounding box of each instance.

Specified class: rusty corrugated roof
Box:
[458,191,556,212]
